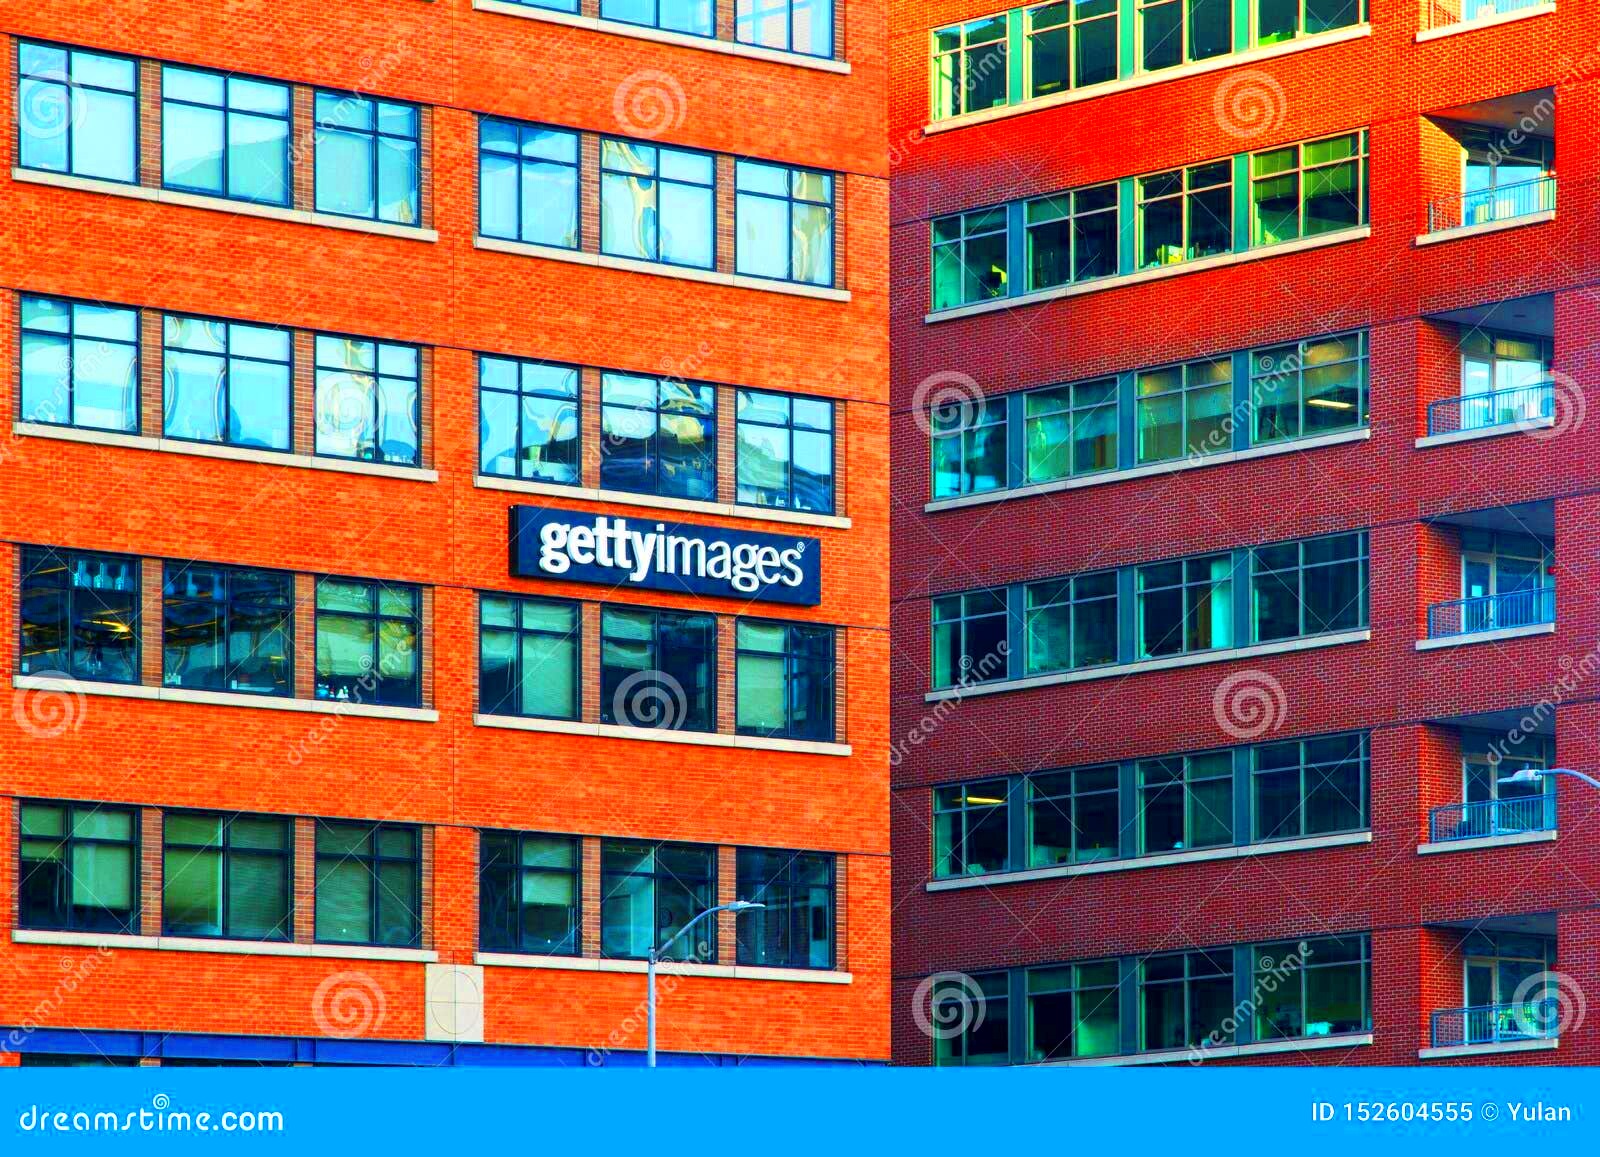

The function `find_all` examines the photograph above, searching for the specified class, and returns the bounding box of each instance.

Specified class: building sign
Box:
[509,507,821,606]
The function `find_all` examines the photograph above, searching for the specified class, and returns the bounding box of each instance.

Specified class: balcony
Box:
[1424,0,1553,33]
[1428,795,1555,843]
[1430,998,1557,1048]
[1426,175,1555,235]
[1426,586,1553,640]
[1426,380,1553,437]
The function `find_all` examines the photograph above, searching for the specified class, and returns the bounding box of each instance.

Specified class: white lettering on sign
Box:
[536,515,807,594]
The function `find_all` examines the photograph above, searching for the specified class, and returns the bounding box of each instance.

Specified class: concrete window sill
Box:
[12,675,439,722]
[474,474,850,529]
[473,713,851,756]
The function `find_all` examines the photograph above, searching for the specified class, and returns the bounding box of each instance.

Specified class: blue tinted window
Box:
[478,118,579,249]
[480,832,581,955]
[162,562,294,696]
[314,577,422,707]
[600,139,715,269]
[19,546,141,684]
[314,92,420,225]
[601,0,713,36]
[19,294,139,433]
[736,160,835,285]
[314,335,420,466]
[478,355,579,484]
[735,388,835,513]
[17,41,138,183]
[600,372,716,499]
[161,66,290,205]
[162,315,292,450]
[736,0,833,56]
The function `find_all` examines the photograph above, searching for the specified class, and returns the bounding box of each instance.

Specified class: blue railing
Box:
[1431,998,1559,1048]
[1428,795,1555,843]
[1426,586,1554,639]
[1426,381,1553,436]
[1426,0,1551,30]
[1427,175,1556,233]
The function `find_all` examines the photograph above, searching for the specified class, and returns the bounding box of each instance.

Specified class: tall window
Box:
[1027,0,1118,97]
[19,295,139,433]
[1027,960,1121,1061]
[1135,356,1232,463]
[480,595,581,721]
[1137,0,1231,72]
[932,588,1010,688]
[161,66,290,205]
[735,161,835,286]
[1461,128,1552,226]
[1138,161,1233,268]
[1458,330,1551,430]
[736,849,835,969]
[314,821,421,947]
[931,396,1007,498]
[599,373,716,500]
[737,0,833,56]
[479,356,580,484]
[1251,532,1367,643]
[162,563,294,696]
[1023,572,1117,676]
[1140,949,1235,1050]
[932,17,1009,119]
[17,42,138,183]
[933,972,1011,1064]
[1252,331,1368,443]
[934,780,1011,877]
[314,578,422,707]
[479,119,580,249]
[736,390,835,513]
[1028,765,1119,867]
[735,620,835,741]
[931,208,1009,310]
[601,139,715,269]
[600,841,718,961]
[1253,733,1367,841]
[1251,132,1366,246]
[1136,553,1234,658]
[480,832,580,956]
[1138,752,1233,852]
[1024,184,1118,292]
[162,812,292,940]
[1254,935,1369,1040]
[602,0,714,35]
[1255,0,1363,45]
[19,802,139,934]
[313,334,420,466]
[163,315,292,451]
[314,93,420,226]
[19,547,140,684]
[1024,378,1117,482]
[600,607,717,732]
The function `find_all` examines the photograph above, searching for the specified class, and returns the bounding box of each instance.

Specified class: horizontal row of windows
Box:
[18,800,837,968]
[936,933,1372,1065]
[20,547,838,742]
[505,0,835,58]
[934,732,1368,878]
[931,330,1368,499]
[931,130,1368,310]
[931,530,1368,689]
[933,0,1365,121]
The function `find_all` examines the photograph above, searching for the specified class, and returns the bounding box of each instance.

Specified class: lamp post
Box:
[1500,766,1600,792]
[646,900,763,1068]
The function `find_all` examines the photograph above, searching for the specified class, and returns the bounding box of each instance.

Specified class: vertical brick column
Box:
[581,602,603,725]
[292,330,316,456]
[138,60,161,189]
[581,836,603,957]
[417,105,434,231]
[833,855,848,969]
[139,807,162,937]
[831,174,847,289]
[291,86,315,212]
[293,817,317,944]
[293,573,317,701]
[431,824,476,963]
[716,155,737,276]
[581,366,604,489]
[418,825,435,951]
[417,345,435,470]
[833,626,848,743]
[418,585,435,709]
[716,0,736,41]
[579,134,601,255]
[716,382,737,504]
[140,309,163,439]
[716,613,737,735]
[140,557,163,688]
[832,398,848,516]
[715,845,737,964]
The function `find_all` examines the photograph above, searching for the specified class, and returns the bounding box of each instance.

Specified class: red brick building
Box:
[0,0,888,1066]
[890,0,1600,1065]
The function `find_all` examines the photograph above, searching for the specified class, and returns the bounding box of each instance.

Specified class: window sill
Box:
[472,236,850,301]
[1046,1032,1373,1067]
[924,24,1369,135]
[471,0,851,72]
[925,429,1370,513]
[924,628,1370,703]
[11,929,438,962]
[1415,621,1554,651]
[13,423,438,481]
[1418,1036,1557,1060]
[1415,416,1555,448]
[12,675,439,722]
[1415,3,1555,42]
[926,831,1371,891]
[474,952,852,983]
[474,475,850,528]
[925,227,1370,323]
[1414,210,1555,247]
[472,712,851,756]
[1417,829,1557,855]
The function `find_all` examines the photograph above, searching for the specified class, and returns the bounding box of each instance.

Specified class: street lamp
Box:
[646,900,763,1068]
[1499,766,1600,791]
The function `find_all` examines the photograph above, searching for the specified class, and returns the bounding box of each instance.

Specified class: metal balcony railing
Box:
[1426,381,1553,436]
[1428,795,1555,843]
[1425,0,1551,29]
[1427,175,1556,233]
[1426,586,1554,639]
[1431,998,1558,1048]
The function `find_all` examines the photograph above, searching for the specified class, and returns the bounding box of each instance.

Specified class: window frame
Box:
[1138,946,1236,1052]
[1249,530,1369,644]
[734,847,837,970]
[598,372,718,500]
[734,618,836,742]
[735,0,835,57]
[160,63,292,207]
[1026,958,1122,1061]
[18,800,141,934]
[1026,764,1120,867]
[1135,551,1235,658]
[931,206,1010,310]
[1253,933,1371,1041]
[931,587,1012,688]
[18,546,142,686]
[600,137,718,270]
[477,354,582,486]
[161,810,294,942]
[1252,0,1365,46]
[161,561,296,698]
[734,388,836,513]
[599,604,719,733]
[16,40,141,185]
[1136,0,1234,73]
[1250,330,1369,445]
[1251,732,1369,842]
[312,331,422,467]
[1024,0,1120,99]
[933,970,1012,1065]
[1136,750,1234,854]
[1249,130,1368,247]
[18,293,141,434]
[734,159,836,286]
[477,117,581,250]
[1023,182,1119,293]
[1022,570,1118,676]
[1135,159,1234,270]
[312,90,422,226]
[933,778,1012,878]
[930,395,1008,499]
[312,819,423,948]
[599,839,720,962]
[1023,376,1119,482]
[312,575,424,708]
[931,15,1010,120]
[477,592,582,722]
[161,313,294,452]
[600,0,717,37]
[478,830,582,957]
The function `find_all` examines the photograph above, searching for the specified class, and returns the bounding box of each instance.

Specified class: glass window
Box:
[314,821,421,946]
[934,972,1011,1064]
[1140,948,1235,1051]
[505,0,578,11]
[162,812,292,940]
[1253,733,1367,841]
[736,389,835,513]
[1027,0,1118,97]
[1023,571,1117,676]
[1136,553,1234,658]
[601,139,715,269]
[736,848,835,969]
[19,802,138,933]
[314,92,420,225]
[932,588,1010,688]
[19,294,139,432]
[478,355,580,484]
[162,315,292,451]
[736,0,833,56]
[313,334,420,466]
[1251,531,1368,643]
[735,160,835,285]
[1252,331,1368,444]
[1024,183,1118,292]
[1137,752,1233,853]
[479,831,579,955]
[735,620,835,741]
[19,547,140,684]
[931,395,1007,498]
[478,118,580,249]
[162,66,290,205]
[17,41,138,183]
[1028,960,1121,1060]
[600,606,717,732]
[1255,934,1370,1039]
[1135,356,1231,463]
[931,208,1009,310]
[314,577,422,707]
[932,17,1009,120]
[1255,0,1362,45]
[599,373,716,500]
[934,780,1011,877]
[1024,377,1117,482]
[1251,131,1367,246]
[162,562,294,696]
[1138,161,1233,268]
[1138,0,1231,71]
[602,0,714,36]
[479,594,580,721]
[1028,765,1119,867]
[600,841,718,961]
